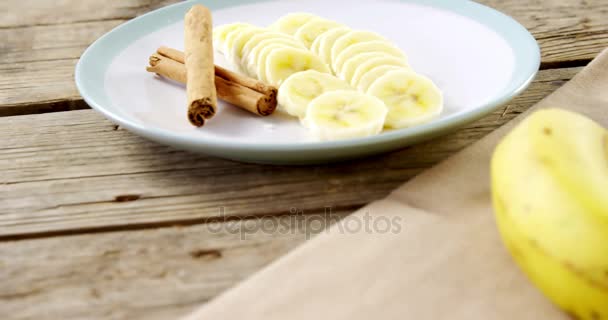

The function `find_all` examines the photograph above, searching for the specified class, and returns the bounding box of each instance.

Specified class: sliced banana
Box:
[309,31,325,56]
[228,27,266,71]
[242,31,302,62]
[339,52,381,81]
[255,44,300,82]
[265,47,331,86]
[350,55,409,87]
[223,26,263,69]
[304,90,388,141]
[367,69,443,129]
[223,26,250,53]
[278,70,353,118]
[213,23,252,53]
[330,30,388,66]
[272,13,317,35]
[243,36,305,77]
[294,18,343,48]
[333,40,407,75]
[341,53,406,84]
[315,27,351,69]
[356,65,402,92]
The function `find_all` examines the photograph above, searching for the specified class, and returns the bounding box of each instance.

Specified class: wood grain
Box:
[0,1,181,116]
[0,2,601,318]
[490,0,608,67]
[0,67,579,239]
[0,0,179,28]
[0,0,606,116]
[0,213,347,320]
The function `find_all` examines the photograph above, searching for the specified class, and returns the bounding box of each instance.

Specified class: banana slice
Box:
[272,13,317,35]
[350,55,409,87]
[255,44,301,82]
[223,25,252,53]
[309,31,325,56]
[294,18,343,48]
[228,27,267,71]
[223,26,263,70]
[315,27,351,68]
[304,90,388,141]
[242,32,303,62]
[213,23,252,53]
[367,69,443,129]
[243,35,305,77]
[330,30,388,66]
[333,40,407,75]
[265,47,331,86]
[278,70,353,118]
[340,53,406,84]
[356,65,402,92]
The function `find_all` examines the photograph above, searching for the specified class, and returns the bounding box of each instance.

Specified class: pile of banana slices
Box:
[214,13,443,141]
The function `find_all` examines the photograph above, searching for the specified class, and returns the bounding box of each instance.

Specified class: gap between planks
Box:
[0,204,361,242]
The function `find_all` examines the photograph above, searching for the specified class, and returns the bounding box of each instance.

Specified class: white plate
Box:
[76,0,540,164]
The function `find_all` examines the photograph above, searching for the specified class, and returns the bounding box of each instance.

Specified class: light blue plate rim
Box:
[75,0,540,155]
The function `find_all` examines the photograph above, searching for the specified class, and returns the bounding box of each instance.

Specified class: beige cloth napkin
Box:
[183,49,608,320]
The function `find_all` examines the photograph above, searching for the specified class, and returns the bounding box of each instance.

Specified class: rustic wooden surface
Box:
[0,0,606,319]
[0,66,577,240]
[0,213,348,320]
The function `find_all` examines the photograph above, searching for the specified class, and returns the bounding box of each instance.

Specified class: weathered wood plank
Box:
[0,213,347,320]
[0,20,136,116]
[0,0,606,116]
[489,0,608,67]
[0,0,179,28]
[0,1,180,116]
[0,67,578,239]
[0,59,88,116]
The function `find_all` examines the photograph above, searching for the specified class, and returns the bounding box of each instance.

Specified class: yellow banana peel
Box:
[491,108,608,320]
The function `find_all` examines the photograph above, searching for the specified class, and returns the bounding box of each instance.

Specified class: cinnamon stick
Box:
[184,5,216,127]
[157,46,277,101]
[148,54,186,83]
[147,54,277,116]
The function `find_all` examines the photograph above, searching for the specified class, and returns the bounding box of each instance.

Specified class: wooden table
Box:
[1,1,607,319]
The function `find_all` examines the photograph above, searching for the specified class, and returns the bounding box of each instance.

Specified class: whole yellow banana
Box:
[491,108,608,320]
